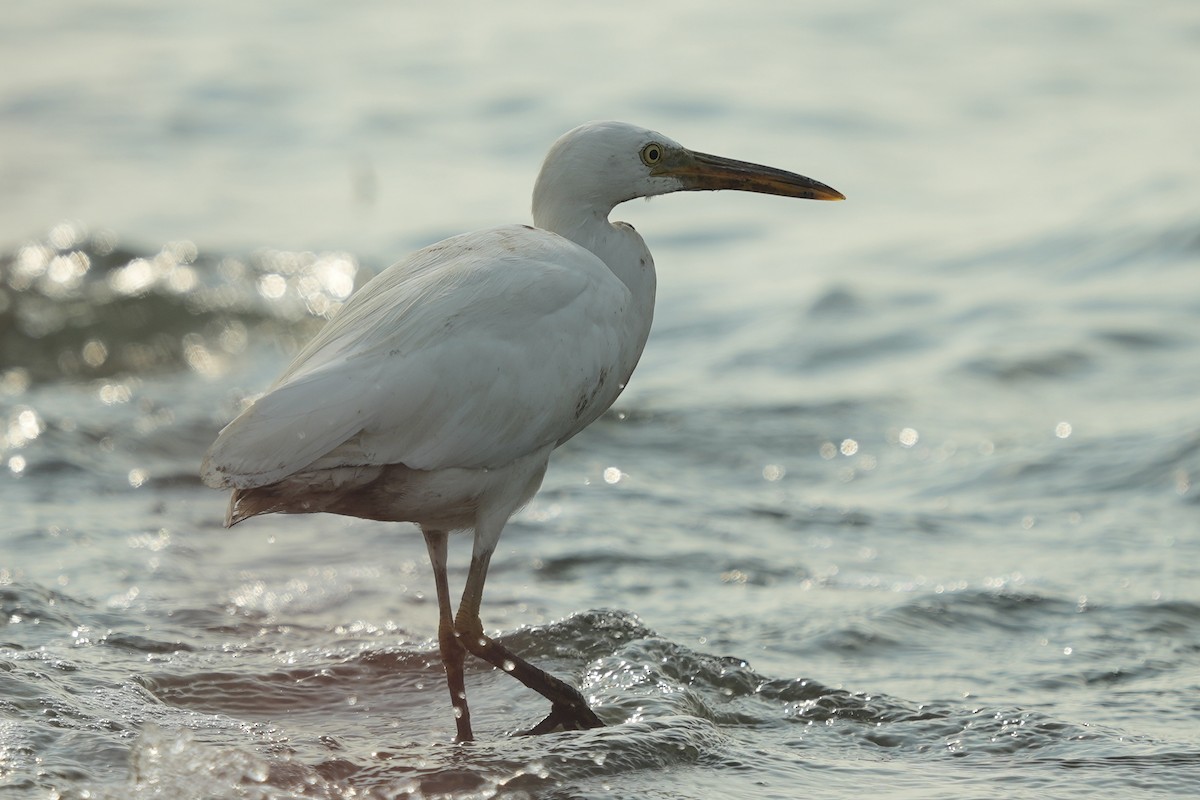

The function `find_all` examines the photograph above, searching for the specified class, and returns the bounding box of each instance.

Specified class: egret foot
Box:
[454,611,604,734]
[521,702,604,736]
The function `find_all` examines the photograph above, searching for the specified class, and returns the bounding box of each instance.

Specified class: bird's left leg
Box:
[422,527,473,743]
[454,534,603,734]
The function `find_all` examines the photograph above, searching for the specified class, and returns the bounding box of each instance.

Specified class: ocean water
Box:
[3,1,1199,797]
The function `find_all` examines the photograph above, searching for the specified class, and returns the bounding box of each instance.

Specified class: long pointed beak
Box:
[664,150,845,201]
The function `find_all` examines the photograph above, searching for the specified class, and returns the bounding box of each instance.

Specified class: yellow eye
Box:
[640,142,664,166]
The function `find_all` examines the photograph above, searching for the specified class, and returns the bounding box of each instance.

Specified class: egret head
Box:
[532,120,843,230]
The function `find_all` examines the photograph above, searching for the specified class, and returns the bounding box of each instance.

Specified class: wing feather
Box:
[201,225,631,489]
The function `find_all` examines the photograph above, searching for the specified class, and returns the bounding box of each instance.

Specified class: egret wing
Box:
[201,226,631,489]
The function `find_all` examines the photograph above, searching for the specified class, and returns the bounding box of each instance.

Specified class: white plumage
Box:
[201,120,842,741]
[204,226,634,483]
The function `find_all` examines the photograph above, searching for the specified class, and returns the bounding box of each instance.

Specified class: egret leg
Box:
[422,528,473,743]
[454,545,603,734]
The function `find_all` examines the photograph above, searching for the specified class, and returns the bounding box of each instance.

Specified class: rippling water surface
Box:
[3,2,1199,797]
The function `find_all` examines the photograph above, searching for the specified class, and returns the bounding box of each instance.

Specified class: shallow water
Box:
[3,1,1200,797]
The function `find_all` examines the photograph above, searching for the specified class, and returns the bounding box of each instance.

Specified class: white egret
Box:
[201,121,843,742]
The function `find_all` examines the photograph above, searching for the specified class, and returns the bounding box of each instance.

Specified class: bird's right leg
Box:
[422,527,473,743]
[454,539,603,734]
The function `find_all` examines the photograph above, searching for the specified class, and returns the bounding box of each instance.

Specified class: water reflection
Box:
[0,223,368,384]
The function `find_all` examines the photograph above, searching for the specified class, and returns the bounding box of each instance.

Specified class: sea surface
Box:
[3,2,1199,797]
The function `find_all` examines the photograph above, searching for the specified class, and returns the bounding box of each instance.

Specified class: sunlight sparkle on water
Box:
[98,383,133,405]
[81,339,108,368]
[258,273,287,300]
[165,264,198,294]
[6,408,43,448]
[46,221,85,250]
[43,251,91,296]
[0,369,30,396]
[183,333,222,376]
[109,258,156,295]
[12,244,51,286]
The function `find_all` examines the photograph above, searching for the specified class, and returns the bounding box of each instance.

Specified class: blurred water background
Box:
[2,1,1199,797]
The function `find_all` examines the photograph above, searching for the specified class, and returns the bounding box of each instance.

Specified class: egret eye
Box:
[640,142,664,166]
